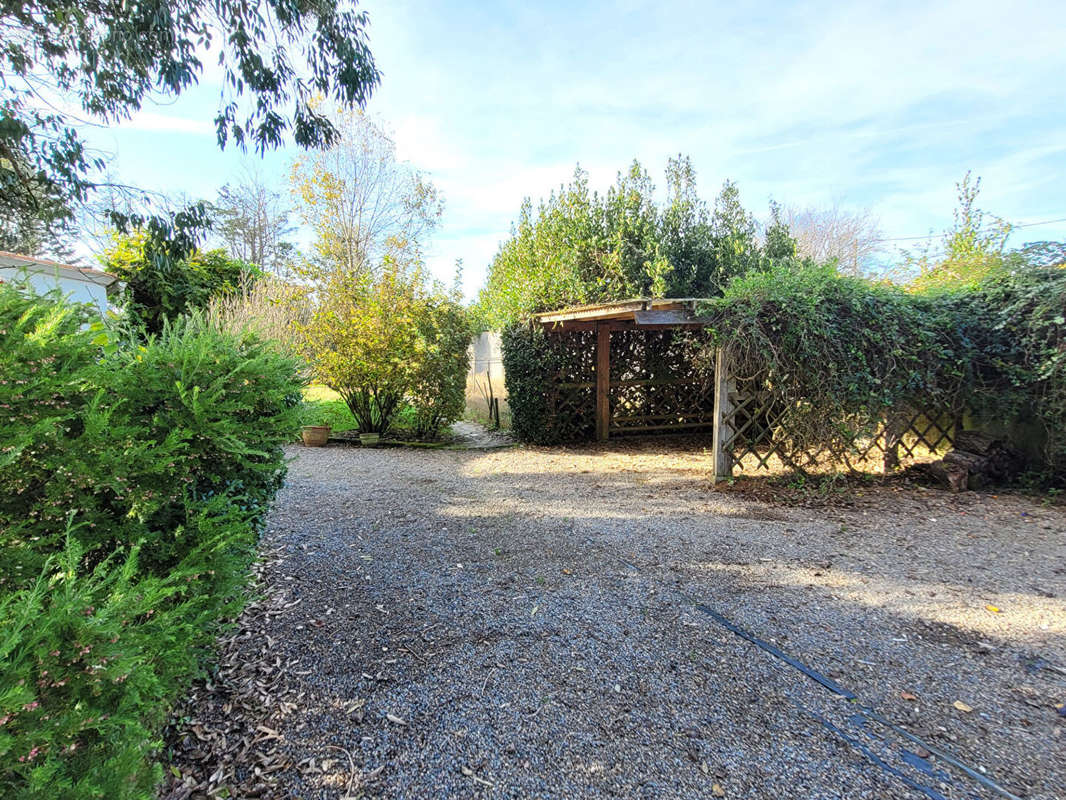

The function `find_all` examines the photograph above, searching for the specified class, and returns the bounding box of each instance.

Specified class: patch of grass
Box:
[299,385,358,431]
[299,384,422,434]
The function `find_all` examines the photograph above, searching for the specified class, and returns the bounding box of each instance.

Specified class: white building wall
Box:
[0,267,112,314]
[465,331,509,425]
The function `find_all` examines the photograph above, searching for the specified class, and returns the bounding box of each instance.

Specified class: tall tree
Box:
[0,0,379,251]
[290,108,443,276]
[763,200,798,260]
[476,159,770,328]
[212,172,296,275]
[0,148,74,257]
[784,203,884,275]
[658,155,714,296]
[601,161,661,297]
[709,180,759,287]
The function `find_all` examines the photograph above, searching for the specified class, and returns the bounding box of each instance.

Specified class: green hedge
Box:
[0,285,303,797]
[703,260,1065,482]
[976,265,1066,477]
[699,262,979,453]
[501,260,1065,483]
[500,323,571,445]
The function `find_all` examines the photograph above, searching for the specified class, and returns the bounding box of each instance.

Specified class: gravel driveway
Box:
[165,439,1065,800]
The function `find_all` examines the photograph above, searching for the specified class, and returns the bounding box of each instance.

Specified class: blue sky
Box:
[84,0,1066,296]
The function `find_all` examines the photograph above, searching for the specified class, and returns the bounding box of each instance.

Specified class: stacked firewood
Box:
[916,431,1025,492]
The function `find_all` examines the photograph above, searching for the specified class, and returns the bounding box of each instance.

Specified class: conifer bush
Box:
[0,284,303,797]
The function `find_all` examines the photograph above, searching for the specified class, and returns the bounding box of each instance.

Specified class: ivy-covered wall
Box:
[502,262,1065,485]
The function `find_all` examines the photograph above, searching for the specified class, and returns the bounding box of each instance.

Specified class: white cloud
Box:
[76,0,1066,293]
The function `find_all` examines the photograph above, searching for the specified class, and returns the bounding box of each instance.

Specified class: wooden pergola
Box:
[534,298,714,442]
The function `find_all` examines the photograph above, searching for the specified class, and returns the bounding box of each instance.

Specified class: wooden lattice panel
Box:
[721,369,961,476]
[542,327,715,442]
[608,329,714,435]
[545,329,597,442]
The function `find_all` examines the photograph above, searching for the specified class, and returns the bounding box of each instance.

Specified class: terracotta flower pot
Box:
[359,432,380,447]
[301,425,330,447]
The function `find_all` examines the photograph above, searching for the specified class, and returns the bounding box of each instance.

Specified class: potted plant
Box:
[359,431,380,447]
[301,425,331,447]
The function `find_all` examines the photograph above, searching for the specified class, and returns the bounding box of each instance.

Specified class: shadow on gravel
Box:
[167,445,1065,800]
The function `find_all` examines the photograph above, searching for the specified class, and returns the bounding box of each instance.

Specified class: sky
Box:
[82,0,1066,297]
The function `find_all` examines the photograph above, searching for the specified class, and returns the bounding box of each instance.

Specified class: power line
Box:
[874,215,1066,245]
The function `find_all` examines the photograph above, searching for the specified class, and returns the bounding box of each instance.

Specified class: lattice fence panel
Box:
[544,329,597,442]
[541,327,715,442]
[608,329,714,435]
[721,370,961,476]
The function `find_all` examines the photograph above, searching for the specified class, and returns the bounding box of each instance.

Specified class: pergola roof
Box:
[534,298,712,329]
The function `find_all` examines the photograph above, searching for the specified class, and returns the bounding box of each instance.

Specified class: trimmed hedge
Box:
[500,323,571,445]
[0,285,303,798]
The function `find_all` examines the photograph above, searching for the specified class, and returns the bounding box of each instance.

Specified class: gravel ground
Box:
[165,437,1065,800]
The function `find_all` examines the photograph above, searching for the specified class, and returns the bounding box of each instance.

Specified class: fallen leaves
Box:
[900,691,918,701]
[985,604,1002,614]
[386,713,407,726]
[159,551,302,800]
[952,700,974,713]
[712,782,726,796]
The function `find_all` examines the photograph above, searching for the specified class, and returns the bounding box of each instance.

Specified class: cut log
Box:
[955,432,1025,480]
[924,460,970,492]
[942,450,989,490]
[914,430,1026,491]
[942,450,990,472]
[953,431,1002,456]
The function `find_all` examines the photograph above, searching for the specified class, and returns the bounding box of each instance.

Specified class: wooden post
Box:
[711,346,734,481]
[596,323,610,442]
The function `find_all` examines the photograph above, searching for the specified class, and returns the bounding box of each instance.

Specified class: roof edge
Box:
[0,251,120,287]
[534,297,711,325]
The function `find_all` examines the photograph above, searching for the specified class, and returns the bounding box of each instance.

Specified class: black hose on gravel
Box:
[787,698,950,800]
[616,557,1024,800]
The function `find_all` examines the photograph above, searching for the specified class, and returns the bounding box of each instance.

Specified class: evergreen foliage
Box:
[101,232,261,334]
[476,159,793,328]
[0,285,303,796]
[702,258,1066,482]
[500,324,571,445]
[976,265,1066,477]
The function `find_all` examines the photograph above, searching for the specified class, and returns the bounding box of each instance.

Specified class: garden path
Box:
[164,440,1066,800]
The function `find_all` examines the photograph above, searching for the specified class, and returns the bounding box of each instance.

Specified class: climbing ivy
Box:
[701,258,1065,483]
[500,324,572,445]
